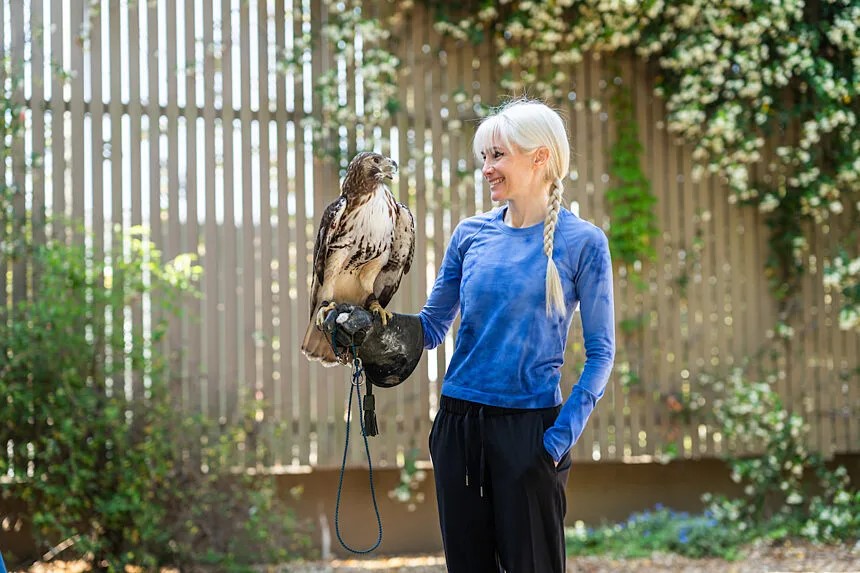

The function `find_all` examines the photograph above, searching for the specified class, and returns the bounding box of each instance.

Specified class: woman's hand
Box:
[319,302,375,350]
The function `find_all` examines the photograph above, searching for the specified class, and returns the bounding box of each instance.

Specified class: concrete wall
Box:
[3,456,858,565]
[277,454,860,557]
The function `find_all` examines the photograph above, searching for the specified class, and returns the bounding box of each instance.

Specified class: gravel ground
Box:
[22,540,860,572]
[282,540,860,572]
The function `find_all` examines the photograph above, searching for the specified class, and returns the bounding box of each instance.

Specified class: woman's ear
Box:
[533,147,550,167]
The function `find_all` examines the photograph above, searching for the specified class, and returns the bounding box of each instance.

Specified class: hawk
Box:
[301,151,415,366]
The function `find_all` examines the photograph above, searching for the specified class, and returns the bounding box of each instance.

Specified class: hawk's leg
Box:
[365,295,393,327]
[315,300,338,328]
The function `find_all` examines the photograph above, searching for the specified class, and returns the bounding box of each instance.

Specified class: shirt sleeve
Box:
[543,229,616,461]
[418,225,465,349]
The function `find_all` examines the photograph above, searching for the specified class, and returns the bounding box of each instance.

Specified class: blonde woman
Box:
[323,99,615,572]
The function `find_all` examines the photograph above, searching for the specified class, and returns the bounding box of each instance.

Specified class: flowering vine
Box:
[824,249,860,332]
[427,0,859,320]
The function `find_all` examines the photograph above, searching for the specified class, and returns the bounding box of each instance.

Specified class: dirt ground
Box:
[21,540,860,572]
[281,540,860,572]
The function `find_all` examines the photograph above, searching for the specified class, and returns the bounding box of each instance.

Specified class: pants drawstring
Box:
[478,407,486,498]
[463,407,488,497]
[463,409,471,488]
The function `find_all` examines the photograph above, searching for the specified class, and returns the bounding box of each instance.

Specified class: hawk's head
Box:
[344,152,398,194]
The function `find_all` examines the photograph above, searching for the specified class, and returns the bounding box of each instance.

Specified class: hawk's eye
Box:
[373,157,380,164]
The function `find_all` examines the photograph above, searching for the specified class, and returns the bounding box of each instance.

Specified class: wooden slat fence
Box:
[1,0,857,471]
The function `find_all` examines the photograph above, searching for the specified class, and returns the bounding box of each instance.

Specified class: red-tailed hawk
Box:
[301,152,415,366]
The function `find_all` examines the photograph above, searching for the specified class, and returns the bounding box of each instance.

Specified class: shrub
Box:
[566,505,750,560]
[0,225,312,571]
[698,369,859,546]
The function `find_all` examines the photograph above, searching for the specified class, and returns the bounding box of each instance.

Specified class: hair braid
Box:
[543,178,566,317]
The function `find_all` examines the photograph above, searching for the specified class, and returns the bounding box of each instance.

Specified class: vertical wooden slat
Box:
[164,0,182,413]
[128,0,142,229]
[109,3,123,236]
[796,209,816,449]
[845,278,859,452]
[180,0,200,415]
[703,175,723,457]
[666,140,684,458]
[322,15,343,468]
[744,201,767,447]
[257,0,275,465]
[835,216,856,452]
[50,1,65,240]
[587,54,610,460]
[69,0,85,246]
[648,72,670,459]
[128,0,144,402]
[815,226,833,456]
[410,6,435,460]
[423,14,446,469]
[293,0,311,466]
[431,19,460,456]
[627,55,647,459]
[83,2,103,393]
[618,54,639,460]
[165,0,179,259]
[274,0,290,465]
[30,0,46,249]
[110,0,126,405]
[201,0,218,424]
[393,5,428,458]
[144,0,161,405]
[238,0,255,456]
[570,57,592,461]
[708,171,729,456]
[680,136,698,457]
[641,58,661,460]
[307,0,323,465]
[222,0,238,430]
[603,59,625,463]
[0,0,7,314]
[90,2,104,262]
[828,221,845,456]
[10,0,26,302]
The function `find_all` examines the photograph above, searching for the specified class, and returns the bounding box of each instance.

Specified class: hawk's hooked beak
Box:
[380,158,398,181]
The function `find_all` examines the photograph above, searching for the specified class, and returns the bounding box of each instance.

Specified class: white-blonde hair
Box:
[473,99,571,317]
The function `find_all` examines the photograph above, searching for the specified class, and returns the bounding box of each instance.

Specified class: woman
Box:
[324,99,615,572]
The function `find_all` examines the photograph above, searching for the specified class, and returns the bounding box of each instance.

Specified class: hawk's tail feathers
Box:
[301,322,340,367]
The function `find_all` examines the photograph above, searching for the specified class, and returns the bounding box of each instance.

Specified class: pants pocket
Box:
[555,450,572,473]
[428,412,440,456]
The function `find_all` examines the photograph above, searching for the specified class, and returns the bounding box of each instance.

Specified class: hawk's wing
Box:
[309,195,347,319]
[374,201,415,308]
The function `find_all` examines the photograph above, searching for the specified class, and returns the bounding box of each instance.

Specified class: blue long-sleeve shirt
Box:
[419,205,615,461]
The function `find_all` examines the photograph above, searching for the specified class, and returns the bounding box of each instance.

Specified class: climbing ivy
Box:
[605,79,659,279]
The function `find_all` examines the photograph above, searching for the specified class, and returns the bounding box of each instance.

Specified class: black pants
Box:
[429,396,572,573]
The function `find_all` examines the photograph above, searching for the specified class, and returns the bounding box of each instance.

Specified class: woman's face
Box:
[480,142,545,203]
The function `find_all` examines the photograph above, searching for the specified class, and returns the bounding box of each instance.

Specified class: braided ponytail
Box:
[544,178,566,317]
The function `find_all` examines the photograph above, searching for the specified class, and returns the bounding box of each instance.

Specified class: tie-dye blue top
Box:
[419,205,616,461]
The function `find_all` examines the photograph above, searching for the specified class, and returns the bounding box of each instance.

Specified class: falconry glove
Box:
[320,303,423,388]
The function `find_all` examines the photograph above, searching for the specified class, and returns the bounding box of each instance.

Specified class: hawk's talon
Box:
[315,301,338,328]
[369,301,392,327]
